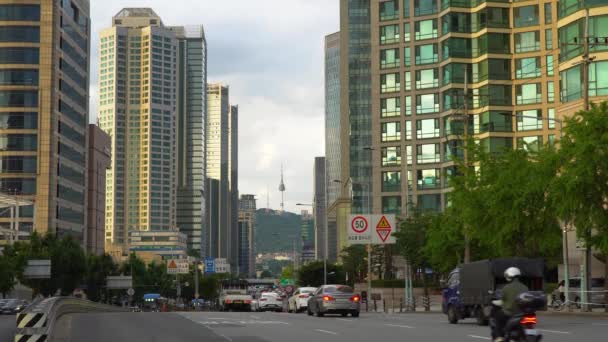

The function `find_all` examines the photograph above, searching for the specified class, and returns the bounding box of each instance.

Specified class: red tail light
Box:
[323,295,335,301]
[299,294,309,298]
[350,295,361,302]
[225,300,232,304]
[520,314,537,326]
[245,300,251,304]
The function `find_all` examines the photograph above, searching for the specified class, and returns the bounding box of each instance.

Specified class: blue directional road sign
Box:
[204,257,215,274]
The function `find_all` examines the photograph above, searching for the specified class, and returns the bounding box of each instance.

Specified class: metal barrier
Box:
[14,297,127,342]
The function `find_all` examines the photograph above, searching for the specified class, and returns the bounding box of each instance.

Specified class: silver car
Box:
[307,285,360,317]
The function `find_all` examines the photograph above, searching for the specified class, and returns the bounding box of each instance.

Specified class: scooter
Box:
[490,292,545,342]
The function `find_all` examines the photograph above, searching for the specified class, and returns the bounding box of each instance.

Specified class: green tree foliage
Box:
[297,261,345,287]
[394,211,432,272]
[280,265,294,280]
[339,245,367,284]
[260,270,272,278]
[0,253,16,297]
[423,208,465,273]
[85,254,118,302]
[550,102,608,258]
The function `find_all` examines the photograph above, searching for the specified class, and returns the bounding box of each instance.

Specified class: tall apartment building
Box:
[238,194,256,278]
[99,8,178,251]
[339,0,565,217]
[87,124,111,255]
[313,157,327,260]
[0,0,90,243]
[169,25,207,257]
[205,83,239,269]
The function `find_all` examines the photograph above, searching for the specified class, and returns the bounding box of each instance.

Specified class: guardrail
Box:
[14,297,127,342]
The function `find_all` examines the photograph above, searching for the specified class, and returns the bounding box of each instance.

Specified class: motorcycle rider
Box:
[492,267,529,342]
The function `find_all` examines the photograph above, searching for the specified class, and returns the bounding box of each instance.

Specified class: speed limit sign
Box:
[351,216,368,233]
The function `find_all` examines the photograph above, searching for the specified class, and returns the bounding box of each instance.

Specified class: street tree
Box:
[339,245,367,285]
[0,253,16,298]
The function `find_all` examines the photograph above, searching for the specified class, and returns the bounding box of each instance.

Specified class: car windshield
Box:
[324,286,354,293]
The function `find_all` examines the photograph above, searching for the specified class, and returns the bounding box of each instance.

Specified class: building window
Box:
[0,91,38,107]
[514,31,540,53]
[416,68,438,89]
[382,171,401,192]
[405,96,412,116]
[382,146,401,166]
[417,194,441,212]
[382,196,401,214]
[406,145,413,165]
[444,140,464,162]
[545,29,553,50]
[589,61,608,97]
[404,22,411,42]
[546,55,554,76]
[514,5,539,28]
[414,0,437,16]
[405,120,412,140]
[416,93,439,114]
[548,134,555,146]
[548,108,555,129]
[415,19,438,40]
[516,83,542,105]
[0,47,39,64]
[405,71,411,90]
[0,5,40,21]
[516,109,543,131]
[404,47,411,66]
[515,57,541,79]
[417,169,440,190]
[544,2,552,24]
[560,65,582,102]
[517,136,543,152]
[415,43,438,64]
[381,48,400,69]
[381,97,400,117]
[380,0,399,21]
[547,81,555,103]
[380,24,400,44]
[0,26,39,43]
[381,73,401,93]
[416,143,440,164]
[382,122,401,142]
[416,118,440,139]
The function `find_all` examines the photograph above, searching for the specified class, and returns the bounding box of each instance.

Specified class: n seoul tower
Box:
[278,164,286,212]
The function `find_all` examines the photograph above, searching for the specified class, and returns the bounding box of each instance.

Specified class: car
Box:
[258,292,283,312]
[307,285,361,317]
[1,300,28,315]
[288,287,316,313]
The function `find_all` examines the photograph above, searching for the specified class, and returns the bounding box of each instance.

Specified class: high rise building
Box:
[99,8,178,252]
[205,84,239,269]
[0,0,90,243]
[313,157,327,260]
[170,25,207,257]
[238,194,256,278]
[229,105,239,270]
[87,124,111,255]
[300,210,314,243]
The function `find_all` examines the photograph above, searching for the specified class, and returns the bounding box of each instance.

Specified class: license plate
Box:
[336,299,349,304]
[233,301,243,304]
[525,329,538,335]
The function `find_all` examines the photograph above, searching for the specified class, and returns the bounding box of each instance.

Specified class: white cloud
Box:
[88,0,338,212]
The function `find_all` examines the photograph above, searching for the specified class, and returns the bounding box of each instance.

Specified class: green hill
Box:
[255,209,303,253]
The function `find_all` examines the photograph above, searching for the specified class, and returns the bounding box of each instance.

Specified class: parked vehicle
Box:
[258,292,283,312]
[307,285,360,317]
[442,258,545,325]
[1,300,28,314]
[288,287,316,313]
[564,277,606,308]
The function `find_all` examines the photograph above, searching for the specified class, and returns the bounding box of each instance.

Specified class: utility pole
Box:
[462,65,471,264]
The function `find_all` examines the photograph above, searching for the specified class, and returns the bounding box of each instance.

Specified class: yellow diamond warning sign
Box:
[167,259,189,274]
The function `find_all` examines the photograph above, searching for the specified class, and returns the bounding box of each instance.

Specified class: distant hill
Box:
[255,209,302,253]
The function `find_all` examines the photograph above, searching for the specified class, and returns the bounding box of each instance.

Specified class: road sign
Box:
[23,260,51,279]
[106,276,133,290]
[280,278,294,286]
[347,214,396,245]
[348,215,372,244]
[127,288,135,296]
[204,257,215,274]
[215,258,230,273]
[167,259,189,274]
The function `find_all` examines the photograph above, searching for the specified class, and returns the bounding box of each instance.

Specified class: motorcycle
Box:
[490,291,546,342]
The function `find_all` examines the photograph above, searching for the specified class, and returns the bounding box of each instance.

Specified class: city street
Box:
[0,315,15,341]
[44,310,608,342]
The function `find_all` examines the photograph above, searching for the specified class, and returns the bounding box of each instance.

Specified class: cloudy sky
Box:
[88,0,339,213]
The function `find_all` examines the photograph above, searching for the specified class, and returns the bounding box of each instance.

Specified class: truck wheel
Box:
[448,305,458,324]
[475,307,489,326]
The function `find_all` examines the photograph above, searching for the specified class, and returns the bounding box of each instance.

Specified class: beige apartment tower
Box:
[0,0,91,244]
[98,8,178,252]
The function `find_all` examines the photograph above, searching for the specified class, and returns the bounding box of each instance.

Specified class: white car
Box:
[288,287,317,313]
[258,292,283,312]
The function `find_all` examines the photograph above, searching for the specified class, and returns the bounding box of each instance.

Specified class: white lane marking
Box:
[468,335,491,340]
[217,332,233,342]
[315,329,338,335]
[337,318,353,322]
[592,323,608,326]
[537,329,571,335]
[385,323,415,329]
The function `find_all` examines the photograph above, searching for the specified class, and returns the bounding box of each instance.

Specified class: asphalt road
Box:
[0,315,15,342]
[38,310,608,342]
